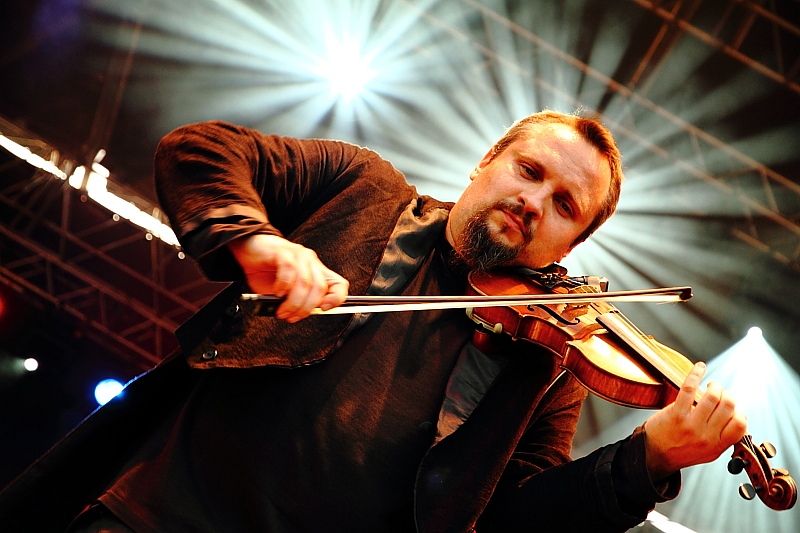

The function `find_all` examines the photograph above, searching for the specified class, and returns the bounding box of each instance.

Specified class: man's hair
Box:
[486,110,623,246]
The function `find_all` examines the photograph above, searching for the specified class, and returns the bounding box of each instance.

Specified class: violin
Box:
[465,267,797,511]
[242,267,797,510]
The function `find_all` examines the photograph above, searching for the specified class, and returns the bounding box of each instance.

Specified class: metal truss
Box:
[0,119,218,369]
[454,0,800,272]
[618,0,800,269]
[629,0,800,95]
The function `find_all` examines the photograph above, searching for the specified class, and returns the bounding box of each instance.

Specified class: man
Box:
[0,111,746,532]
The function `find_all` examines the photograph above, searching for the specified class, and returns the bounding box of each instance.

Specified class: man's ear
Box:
[469,149,495,181]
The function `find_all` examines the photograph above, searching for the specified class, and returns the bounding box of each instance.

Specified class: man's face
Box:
[447,122,612,270]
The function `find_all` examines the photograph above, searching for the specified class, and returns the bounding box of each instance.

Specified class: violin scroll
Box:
[727,435,797,510]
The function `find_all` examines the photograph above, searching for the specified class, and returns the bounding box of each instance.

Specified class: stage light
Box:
[2,133,180,247]
[22,358,38,372]
[312,36,375,101]
[64,160,180,247]
[94,378,124,406]
[0,134,67,179]
[747,326,762,338]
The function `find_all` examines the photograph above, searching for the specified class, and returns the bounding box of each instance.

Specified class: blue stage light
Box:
[94,378,124,406]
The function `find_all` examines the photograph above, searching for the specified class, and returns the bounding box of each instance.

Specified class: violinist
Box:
[0,111,747,532]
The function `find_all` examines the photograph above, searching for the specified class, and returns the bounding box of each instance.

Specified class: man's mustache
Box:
[496,200,534,243]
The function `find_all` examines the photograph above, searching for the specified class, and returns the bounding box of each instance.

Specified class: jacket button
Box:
[201,348,218,360]
[225,303,240,316]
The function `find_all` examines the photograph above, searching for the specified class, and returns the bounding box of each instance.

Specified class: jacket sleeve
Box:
[153,120,370,280]
[477,373,680,533]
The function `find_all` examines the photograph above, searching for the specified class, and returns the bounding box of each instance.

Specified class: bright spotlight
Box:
[313,37,375,100]
[746,326,763,338]
[94,378,124,406]
[23,358,38,372]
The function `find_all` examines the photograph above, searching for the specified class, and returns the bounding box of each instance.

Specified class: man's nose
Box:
[517,187,546,219]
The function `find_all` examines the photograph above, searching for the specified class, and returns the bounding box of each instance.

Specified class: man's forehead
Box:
[511,124,593,166]
[517,121,580,144]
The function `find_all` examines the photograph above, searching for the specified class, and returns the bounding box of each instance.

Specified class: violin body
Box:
[466,269,691,409]
[466,267,796,511]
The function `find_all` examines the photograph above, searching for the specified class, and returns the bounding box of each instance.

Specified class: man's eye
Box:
[558,200,573,216]
[522,166,541,180]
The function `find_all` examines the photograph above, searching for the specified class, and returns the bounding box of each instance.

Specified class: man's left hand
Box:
[643,361,748,481]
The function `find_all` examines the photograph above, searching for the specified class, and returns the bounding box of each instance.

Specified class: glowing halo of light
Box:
[94,379,125,406]
[310,35,376,101]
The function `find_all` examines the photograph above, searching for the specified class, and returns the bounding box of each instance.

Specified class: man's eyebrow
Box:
[518,153,545,175]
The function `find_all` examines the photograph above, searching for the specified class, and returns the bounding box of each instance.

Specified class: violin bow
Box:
[240,286,693,315]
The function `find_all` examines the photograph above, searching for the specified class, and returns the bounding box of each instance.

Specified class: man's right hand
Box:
[228,234,349,323]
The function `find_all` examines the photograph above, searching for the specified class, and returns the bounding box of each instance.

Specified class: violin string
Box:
[613,312,688,389]
[573,284,689,390]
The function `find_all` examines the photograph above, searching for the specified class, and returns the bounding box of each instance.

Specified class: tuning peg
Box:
[760,442,777,458]
[773,468,789,477]
[738,483,757,500]
[728,457,747,475]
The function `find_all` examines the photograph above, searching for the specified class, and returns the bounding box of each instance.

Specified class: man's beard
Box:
[456,201,533,272]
